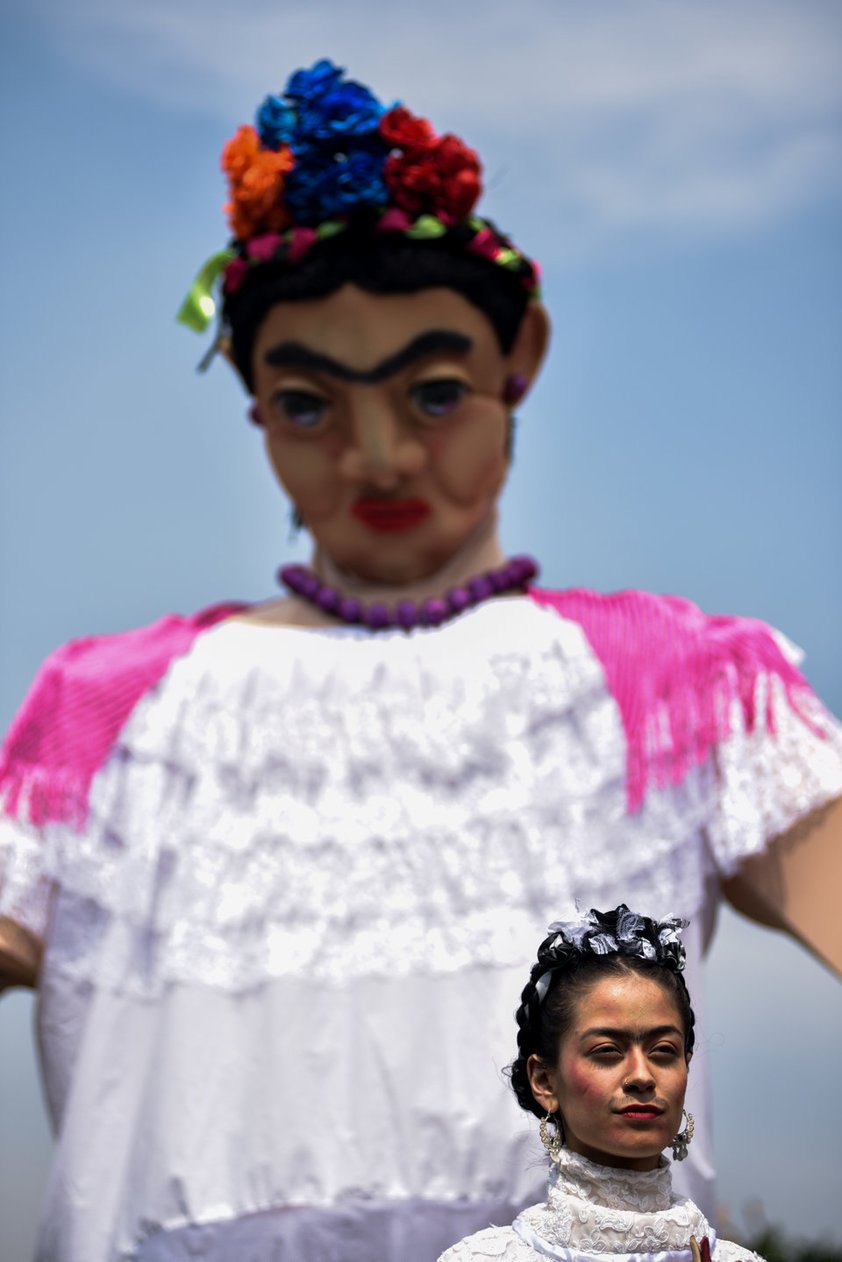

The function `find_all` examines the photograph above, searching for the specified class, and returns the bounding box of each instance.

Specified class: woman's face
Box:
[250,283,545,585]
[528,972,689,1172]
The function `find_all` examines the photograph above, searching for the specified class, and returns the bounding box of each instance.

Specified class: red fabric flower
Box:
[379,106,436,154]
[385,132,481,219]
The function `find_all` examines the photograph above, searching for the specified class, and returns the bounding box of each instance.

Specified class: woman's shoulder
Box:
[438,1224,532,1260]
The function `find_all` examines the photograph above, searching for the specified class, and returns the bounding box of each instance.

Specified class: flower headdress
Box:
[533,904,688,1004]
[178,59,540,336]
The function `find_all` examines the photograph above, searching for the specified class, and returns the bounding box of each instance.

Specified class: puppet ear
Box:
[216,335,238,375]
[504,302,551,402]
[213,335,254,395]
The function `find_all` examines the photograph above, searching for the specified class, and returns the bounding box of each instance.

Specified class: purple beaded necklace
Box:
[278,555,539,631]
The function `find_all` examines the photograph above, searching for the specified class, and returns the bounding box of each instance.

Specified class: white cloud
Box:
[21,0,842,251]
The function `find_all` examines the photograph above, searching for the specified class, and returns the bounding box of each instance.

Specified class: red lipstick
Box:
[616,1106,662,1120]
[352,498,431,532]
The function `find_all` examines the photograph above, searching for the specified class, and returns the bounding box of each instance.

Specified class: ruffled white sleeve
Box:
[0,814,52,941]
[706,635,842,874]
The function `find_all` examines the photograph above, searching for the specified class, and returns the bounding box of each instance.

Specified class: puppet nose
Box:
[340,400,426,487]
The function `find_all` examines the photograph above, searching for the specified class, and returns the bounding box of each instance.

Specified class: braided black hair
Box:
[508,906,696,1121]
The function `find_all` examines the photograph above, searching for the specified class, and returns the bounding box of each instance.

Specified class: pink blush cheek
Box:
[561,1059,604,1101]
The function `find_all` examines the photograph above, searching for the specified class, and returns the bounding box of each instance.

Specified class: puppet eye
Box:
[410,378,468,419]
[273,389,328,428]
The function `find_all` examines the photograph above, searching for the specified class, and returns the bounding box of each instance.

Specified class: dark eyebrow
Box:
[263,330,473,384]
[579,1025,684,1043]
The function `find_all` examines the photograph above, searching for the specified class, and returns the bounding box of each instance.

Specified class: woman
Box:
[1,59,840,1261]
[440,906,763,1262]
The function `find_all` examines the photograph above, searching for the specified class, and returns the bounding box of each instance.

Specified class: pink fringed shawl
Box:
[0,590,826,829]
[0,603,246,828]
[530,588,825,810]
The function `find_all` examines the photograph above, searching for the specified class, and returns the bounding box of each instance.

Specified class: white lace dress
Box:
[439,1148,763,1262]
[2,596,840,1260]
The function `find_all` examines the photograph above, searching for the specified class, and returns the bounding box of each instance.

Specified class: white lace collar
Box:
[550,1148,674,1214]
[514,1148,712,1258]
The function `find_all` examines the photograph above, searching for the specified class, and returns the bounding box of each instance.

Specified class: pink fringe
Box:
[0,590,827,829]
[0,603,247,829]
[530,588,826,812]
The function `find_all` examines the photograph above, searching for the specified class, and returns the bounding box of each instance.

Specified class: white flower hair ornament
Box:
[533,904,689,1004]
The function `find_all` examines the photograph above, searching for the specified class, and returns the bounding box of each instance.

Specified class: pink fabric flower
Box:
[222,258,249,294]
[376,207,414,233]
[287,227,318,265]
[247,233,284,262]
[467,227,499,263]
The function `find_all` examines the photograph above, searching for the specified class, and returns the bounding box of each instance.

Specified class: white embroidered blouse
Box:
[439,1148,764,1262]
[1,596,839,1260]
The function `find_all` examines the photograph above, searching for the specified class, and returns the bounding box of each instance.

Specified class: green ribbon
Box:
[176,249,236,333]
[406,215,447,240]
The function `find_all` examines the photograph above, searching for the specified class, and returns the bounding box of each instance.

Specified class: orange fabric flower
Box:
[221,125,294,240]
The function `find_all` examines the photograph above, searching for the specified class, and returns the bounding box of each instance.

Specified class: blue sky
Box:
[1,2,841,1255]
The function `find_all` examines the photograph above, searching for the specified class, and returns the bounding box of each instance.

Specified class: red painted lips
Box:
[352,498,431,532]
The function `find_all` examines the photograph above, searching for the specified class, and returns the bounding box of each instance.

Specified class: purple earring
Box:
[503,374,528,405]
[248,402,264,427]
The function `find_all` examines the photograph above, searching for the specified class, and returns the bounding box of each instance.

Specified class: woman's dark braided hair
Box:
[509,905,696,1121]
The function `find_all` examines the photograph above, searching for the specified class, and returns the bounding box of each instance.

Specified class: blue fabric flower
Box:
[297,81,385,144]
[285,58,344,103]
[256,94,296,149]
[285,148,389,223]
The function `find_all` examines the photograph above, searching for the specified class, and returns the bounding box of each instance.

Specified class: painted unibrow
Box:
[263,330,473,384]
[578,1025,683,1043]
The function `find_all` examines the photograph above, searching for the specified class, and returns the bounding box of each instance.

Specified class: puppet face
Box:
[251,284,545,585]
[528,973,689,1172]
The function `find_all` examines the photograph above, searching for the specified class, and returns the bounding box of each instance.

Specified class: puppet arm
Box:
[0,916,41,991]
[721,793,842,976]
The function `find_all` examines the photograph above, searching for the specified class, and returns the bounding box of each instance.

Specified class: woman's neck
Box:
[311,512,507,607]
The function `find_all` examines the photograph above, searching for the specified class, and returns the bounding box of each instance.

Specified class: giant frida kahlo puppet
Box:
[0,58,840,1262]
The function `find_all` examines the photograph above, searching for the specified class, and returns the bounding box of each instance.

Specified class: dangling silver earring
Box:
[670,1109,694,1162]
[539,1111,562,1162]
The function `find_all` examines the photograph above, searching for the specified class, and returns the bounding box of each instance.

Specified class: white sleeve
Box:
[706,639,842,874]
[0,814,52,940]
